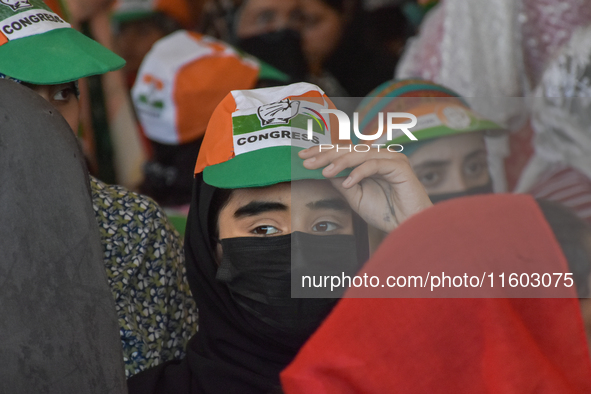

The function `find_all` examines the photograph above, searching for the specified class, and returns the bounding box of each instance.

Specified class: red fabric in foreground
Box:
[530,166,591,224]
[281,194,591,394]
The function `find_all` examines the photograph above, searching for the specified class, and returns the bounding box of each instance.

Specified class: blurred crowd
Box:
[4,0,591,392]
[57,0,591,226]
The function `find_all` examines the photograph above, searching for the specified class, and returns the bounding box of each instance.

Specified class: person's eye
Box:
[312,221,340,233]
[251,225,280,236]
[52,87,75,102]
[302,13,321,29]
[464,159,488,178]
[289,9,305,28]
[255,10,275,27]
[418,171,441,187]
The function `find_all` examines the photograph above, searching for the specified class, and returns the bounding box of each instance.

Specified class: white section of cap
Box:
[132,31,215,145]
[0,9,70,41]
[233,126,332,156]
[229,82,331,156]
[231,82,326,112]
[113,0,155,13]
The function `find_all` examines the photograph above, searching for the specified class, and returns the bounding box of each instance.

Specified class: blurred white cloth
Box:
[397,0,591,192]
[516,25,591,192]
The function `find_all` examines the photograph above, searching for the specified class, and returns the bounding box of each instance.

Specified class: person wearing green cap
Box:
[0,0,197,378]
[127,82,432,394]
[356,79,505,204]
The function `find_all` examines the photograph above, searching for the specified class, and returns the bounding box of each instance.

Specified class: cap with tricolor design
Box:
[111,0,193,29]
[194,82,346,189]
[355,79,503,149]
[132,30,289,146]
[0,0,124,84]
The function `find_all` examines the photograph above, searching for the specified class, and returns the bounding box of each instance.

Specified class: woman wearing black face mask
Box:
[203,0,396,96]
[128,82,432,394]
[355,79,507,204]
[299,0,400,97]
[231,0,308,82]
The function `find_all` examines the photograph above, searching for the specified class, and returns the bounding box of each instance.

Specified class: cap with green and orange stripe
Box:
[194,82,350,189]
[355,79,503,156]
[131,30,289,146]
[0,0,124,84]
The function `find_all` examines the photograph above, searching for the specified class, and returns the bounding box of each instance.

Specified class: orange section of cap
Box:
[285,90,326,105]
[194,92,237,174]
[0,31,7,46]
[174,45,259,144]
[155,0,194,29]
[44,0,68,20]
[194,84,349,175]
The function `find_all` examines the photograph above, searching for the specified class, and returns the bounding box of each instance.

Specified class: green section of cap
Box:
[111,10,156,24]
[388,118,503,146]
[232,113,324,136]
[203,146,350,189]
[0,27,125,84]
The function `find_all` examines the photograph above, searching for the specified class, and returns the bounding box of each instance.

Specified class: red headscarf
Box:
[281,194,591,393]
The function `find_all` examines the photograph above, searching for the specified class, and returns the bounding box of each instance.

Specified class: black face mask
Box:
[428,181,494,204]
[237,29,307,81]
[216,232,360,341]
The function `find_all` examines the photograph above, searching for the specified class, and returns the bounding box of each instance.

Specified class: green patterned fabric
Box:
[90,176,198,378]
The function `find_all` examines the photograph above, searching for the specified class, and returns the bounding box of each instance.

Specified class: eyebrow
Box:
[463,149,488,162]
[306,198,350,212]
[413,160,451,171]
[234,201,289,218]
[413,149,488,171]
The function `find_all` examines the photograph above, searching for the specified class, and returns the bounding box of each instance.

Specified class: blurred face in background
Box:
[234,0,308,81]
[408,133,490,196]
[300,0,345,75]
[113,19,169,87]
[235,0,304,39]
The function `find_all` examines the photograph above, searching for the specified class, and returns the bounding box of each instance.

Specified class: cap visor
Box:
[0,28,125,84]
[203,146,351,189]
[390,118,503,145]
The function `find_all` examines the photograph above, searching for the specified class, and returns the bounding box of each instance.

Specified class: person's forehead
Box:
[242,0,300,13]
[24,82,74,90]
[409,133,486,164]
[228,179,343,206]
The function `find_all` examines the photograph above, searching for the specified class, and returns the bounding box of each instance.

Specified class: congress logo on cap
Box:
[258,99,300,126]
[194,82,349,189]
[0,0,32,11]
[229,85,332,158]
[0,0,124,84]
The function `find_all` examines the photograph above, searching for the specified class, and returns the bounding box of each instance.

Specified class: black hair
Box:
[208,187,234,249]
[317,0,355,14]
[140,138,203,207]
[537,199,591,298]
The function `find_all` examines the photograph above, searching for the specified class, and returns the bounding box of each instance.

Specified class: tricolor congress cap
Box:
[355,79,503,150]
[0,0,125,84]
[195,82,347,189]
[111,0,193,29]
[132,30,289,145]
